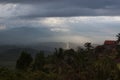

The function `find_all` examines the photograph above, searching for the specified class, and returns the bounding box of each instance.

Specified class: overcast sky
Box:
[0,0,120,44]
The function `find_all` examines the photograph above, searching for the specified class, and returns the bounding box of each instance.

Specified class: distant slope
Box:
[0,42,79,68]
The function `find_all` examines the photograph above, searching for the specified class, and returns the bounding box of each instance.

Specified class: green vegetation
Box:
[1,33,120,80]
[16,51,33,70]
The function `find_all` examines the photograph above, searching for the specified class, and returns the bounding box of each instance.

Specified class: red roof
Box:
[104,40,117,45]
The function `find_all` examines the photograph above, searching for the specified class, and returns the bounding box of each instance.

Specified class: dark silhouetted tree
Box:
[84,42,92,51]
[52,48,65,74]
[33,51,45,71]
[16,51,33,70]
[116,33,120,44]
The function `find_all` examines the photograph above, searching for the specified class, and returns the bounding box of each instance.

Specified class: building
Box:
[104,40,117,45]
[104,40,117,50]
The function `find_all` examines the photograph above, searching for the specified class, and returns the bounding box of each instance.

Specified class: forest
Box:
[0,33,120,80]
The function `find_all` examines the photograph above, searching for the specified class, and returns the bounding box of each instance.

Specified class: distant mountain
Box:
[0,46,39,69]
[0,42,80,68]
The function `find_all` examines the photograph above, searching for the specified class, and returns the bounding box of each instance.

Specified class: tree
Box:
[116,33,120,44]
[33,51,45,71]
[16,51,33,70]
[84,42,92,51]
[52,48,65,74]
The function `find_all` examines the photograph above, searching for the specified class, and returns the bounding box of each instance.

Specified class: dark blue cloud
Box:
[0,0,119,44]
[0,0,120,17]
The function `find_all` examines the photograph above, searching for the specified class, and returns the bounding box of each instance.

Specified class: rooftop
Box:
[104,40,117,45]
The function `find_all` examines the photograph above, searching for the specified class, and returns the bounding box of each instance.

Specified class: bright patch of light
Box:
[54,35,92,43]
[50,28,69,32]
[0,24,6,30]
[68,16,120,23]
[0,3,33,18]
[0,3,17,17]
[40,18,65,27]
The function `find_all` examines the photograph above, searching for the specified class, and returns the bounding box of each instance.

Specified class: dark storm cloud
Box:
[0,0,120,44]
[1,0,120,17]
[0,0,117,7]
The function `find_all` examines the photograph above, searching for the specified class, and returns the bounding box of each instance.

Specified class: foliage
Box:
[1,33,120,80]
[116,33,120,43]
[33,51,45,71]
[16,51,33,70]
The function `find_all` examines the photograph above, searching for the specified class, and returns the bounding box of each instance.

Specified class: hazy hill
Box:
[0,42,79,68]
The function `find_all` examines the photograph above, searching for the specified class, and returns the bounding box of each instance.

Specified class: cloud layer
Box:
[1,0,120,18]
[0,16,119,44]
[0,0,119,44]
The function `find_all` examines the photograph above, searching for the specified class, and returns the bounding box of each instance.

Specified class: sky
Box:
[0,0,120,44]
